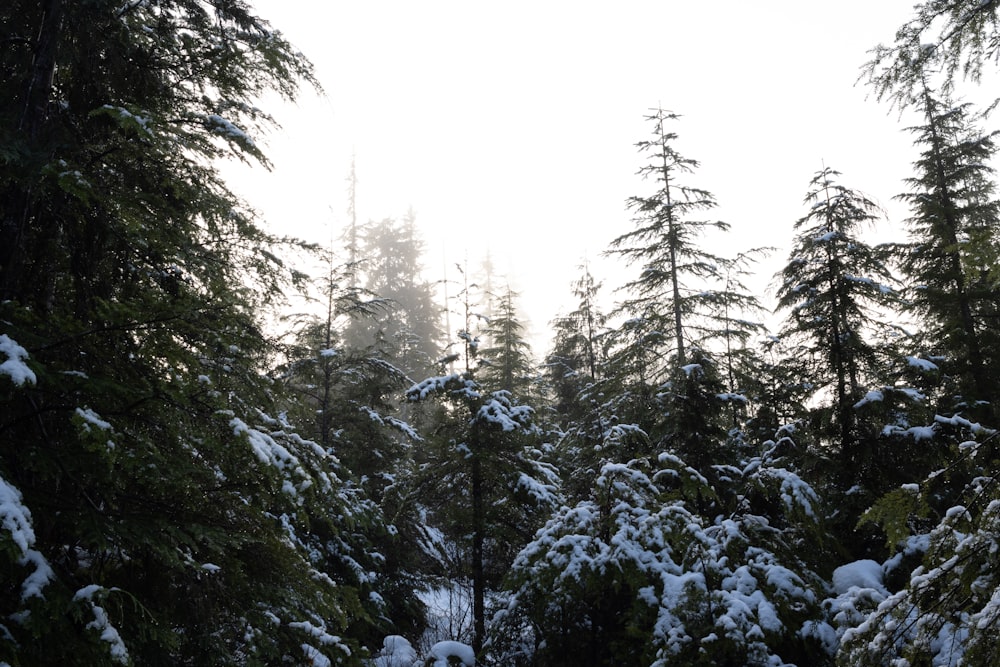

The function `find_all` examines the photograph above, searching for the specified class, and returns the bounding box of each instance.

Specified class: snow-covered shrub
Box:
[493,451,830,666]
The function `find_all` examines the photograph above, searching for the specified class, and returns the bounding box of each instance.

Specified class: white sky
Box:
[227,1,941,350]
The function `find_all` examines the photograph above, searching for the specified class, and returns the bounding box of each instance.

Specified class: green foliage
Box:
[0,0,374,663]
[864,0,1000,107]
[494,447,831,667]
[893,88,1000,419]
[859,486,931,550]
[839,476,1000,666]
[774,167,898,486]
[606,108,730,374]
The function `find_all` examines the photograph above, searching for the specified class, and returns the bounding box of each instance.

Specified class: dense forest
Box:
[4,1,1000,666]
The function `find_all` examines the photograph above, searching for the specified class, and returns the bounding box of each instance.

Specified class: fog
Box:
[226,1,932,350]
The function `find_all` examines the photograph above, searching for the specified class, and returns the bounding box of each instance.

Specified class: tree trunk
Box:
[471,450,485,658]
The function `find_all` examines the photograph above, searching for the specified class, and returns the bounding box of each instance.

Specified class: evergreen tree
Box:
[774,167,897,491]
[478,285,537,400]
[494,433,832,666]
[864,0,1000,108]
[406,306,559,659]
[546,264,606,413]
[0,1,371,663]
[606,108,730,374]
[546,266,613,500]
[894,85,1000,421]
[345,212,443,381]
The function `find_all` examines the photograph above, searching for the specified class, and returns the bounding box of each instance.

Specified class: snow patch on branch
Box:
[74,586,129,664]
[0,334,36,386]
[0,474,54,601]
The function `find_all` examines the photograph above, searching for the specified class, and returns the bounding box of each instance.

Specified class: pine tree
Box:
[0,1,371,663]
[774,167,897,489]
[864,0,1000,108]
[344,212,443,381]
[406,295,559,659]
[894,85,1000,421]
[606,108,730,374]
[478,285,537,400]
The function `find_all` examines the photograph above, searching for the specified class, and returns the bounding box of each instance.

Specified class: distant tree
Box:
[774,167,898,488]
[478,285,537,400]
[345,211,444,382]
[606,108,730,374]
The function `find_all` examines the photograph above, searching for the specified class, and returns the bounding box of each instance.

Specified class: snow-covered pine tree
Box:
[405,291,559,660]
[0,1,373,663]
[774,167,898,496]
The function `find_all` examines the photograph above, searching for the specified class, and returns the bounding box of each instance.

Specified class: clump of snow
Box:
[429,640,475,666]
[0,334,36,386]
[75,407,112,432]
[680,363,702,377]
[853,390,884,408]
[371,635,419,667]
[205,114,255,147]
[301,644,331,667]
[832,560,886,596]
[74,586,129,664]
[1,474,54,600]
[906,355,939,372]
[292,619,351,667]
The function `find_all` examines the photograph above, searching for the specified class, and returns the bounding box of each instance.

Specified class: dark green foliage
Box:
[478,285,538,400]
[606,108,730,374]
[406,338,560,657]
[0,1,372,663]
[864,0,1000,107]
[893,88,1000,421]
[774,168,898,487]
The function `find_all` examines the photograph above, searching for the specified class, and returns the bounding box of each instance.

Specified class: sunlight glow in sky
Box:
[228,1,928,347]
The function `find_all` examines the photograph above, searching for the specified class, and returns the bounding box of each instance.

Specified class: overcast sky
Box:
[228,1,939,348]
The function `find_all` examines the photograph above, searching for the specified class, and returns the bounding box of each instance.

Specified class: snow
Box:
[406,373,469,401]
[1,474,54,601]
[231,417,304,475]
[0,334,36,386]
[301,644,331,667]
[205,113,255,147]
[74,586,129,664]
[429,640,475,666]
[904,425,936,441]
[76,407,112,432]
[906,355,939,372]
[371,635,419,667]
[854,389,884,408]
[680,363,702,377]
[291,619,351,666]
[476,396,531,431]
[832,559,886,595]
